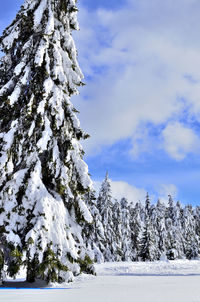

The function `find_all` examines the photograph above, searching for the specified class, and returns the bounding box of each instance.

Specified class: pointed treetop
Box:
[120,197,128,209]
[145,192,151,216]
[98,172,112,207]
[168,195,174,206]
[157,198,161,205]
[145,192,150,205]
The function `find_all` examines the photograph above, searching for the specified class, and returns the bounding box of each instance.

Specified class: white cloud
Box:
[162,122,200,160]
[157,183,178,204]
[93,179,146,204]
[73,0,200,156]
[110,180,146,203]
[93,179,178,205]
[129,125,158,158]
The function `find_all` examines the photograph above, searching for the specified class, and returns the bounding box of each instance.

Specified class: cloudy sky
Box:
[1,0,200,204]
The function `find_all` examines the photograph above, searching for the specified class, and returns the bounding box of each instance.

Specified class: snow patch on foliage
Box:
[34,0,47,29]
[78,197,93,223]
[37,117,52,151]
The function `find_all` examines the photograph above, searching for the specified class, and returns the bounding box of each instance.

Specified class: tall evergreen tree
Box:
[97,173,115,261]
[0,0,94,283]
[165,197,184,259]
[112,201,122,261]
[155,199,167,258]
[120,197,132,261]
[82,190,104,263]
[130,201,143,261]
[183,205,199,259]
[139,194,158,261]
[194,206,200,255]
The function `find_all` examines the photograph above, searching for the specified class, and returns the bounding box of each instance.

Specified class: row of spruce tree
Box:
[84,174,200,263]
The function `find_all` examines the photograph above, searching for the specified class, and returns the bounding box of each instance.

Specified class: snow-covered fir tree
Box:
[139,194,158,261]
[120,197,132,261]
[97,173,115,261]
[130,201,143,261]
[194,206,200,256]
[0,0,94,283]
[94,178,200,263]
[154,199,167,258]
[183,205,198,259]
[81,190,104,263]
[165,196,184,259]
[112,201,122,261]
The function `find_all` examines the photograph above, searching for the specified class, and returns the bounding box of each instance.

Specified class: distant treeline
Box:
[84,174,200,262]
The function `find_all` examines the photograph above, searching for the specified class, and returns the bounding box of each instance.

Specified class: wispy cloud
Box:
[157,183,178,204]
[162,122,200,160]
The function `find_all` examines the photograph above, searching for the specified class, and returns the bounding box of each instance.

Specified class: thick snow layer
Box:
[37,117,52,151]
[9,86,21,105]
[14,62,26,76]
[45,3,54,35]
[33,0,47,29]
[1,27,20,49]
[34,39,47,66]
[1,261,200,302]
[77,197,93,223]
[95,259,200,276]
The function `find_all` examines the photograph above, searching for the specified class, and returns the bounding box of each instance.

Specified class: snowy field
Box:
[1,260,200,302]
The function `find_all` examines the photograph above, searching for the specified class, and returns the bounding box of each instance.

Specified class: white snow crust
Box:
[34,0,47,29]
[1,261,200,302]
[95,259,200,276]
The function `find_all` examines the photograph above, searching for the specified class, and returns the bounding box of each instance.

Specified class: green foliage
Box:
[0,207,4,214]
[11,248,23,259]
[76,182,87,195]
[27,237,34,245]
[26,254,40,283]
[73,202,85,224]
[0,250,4,270]
[7,248,23,277]
[38,247,68,283]
[0,225,8,234]
[54,78,61,86]
[72,107,80,113]
[35,114,43,128]
[59,1,78,14]
[66,252,74,263]
[77,255,94,274]
[56,180,67,196]
[16,186,26,205]
[83,134,90,140]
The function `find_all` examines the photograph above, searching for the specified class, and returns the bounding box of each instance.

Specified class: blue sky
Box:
[1,0,200,205]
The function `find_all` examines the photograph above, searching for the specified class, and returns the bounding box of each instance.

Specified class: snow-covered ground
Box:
[1,260,200,302]
[95,259,200,276]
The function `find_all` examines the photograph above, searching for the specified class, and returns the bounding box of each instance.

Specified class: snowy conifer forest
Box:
[0,0,200,288]
[86,174,200,263]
